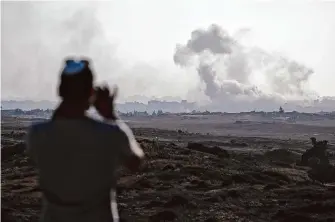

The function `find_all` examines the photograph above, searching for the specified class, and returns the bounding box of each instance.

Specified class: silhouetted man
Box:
[26,58,144,222]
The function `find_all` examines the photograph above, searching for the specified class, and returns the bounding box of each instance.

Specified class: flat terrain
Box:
[1,115,335,221]
[122,115,335,142]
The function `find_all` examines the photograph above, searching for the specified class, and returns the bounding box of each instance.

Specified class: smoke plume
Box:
[174,24,315,110]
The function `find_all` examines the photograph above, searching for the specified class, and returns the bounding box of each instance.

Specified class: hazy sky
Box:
[1,0,335,103]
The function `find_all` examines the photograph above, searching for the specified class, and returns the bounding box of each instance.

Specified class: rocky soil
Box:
[2,125,335,222]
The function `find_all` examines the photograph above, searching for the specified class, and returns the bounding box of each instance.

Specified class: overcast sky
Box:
[1,0,335,103]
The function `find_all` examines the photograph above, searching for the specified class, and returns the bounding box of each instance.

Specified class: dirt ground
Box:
[1,115,335,221]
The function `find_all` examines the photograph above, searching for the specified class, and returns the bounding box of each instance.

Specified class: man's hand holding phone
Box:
[93,85,118,120]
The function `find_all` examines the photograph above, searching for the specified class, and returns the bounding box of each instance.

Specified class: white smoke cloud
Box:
[174,24,317,110]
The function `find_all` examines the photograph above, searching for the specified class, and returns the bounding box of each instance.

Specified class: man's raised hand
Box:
[93,85,118,120]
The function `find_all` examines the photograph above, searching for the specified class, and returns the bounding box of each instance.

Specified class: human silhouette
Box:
[26,58,144,222]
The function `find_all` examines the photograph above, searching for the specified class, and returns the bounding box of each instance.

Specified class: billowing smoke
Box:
[174,24,315,111]
[247,47,314,96]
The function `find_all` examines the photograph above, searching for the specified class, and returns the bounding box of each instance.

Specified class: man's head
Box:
[58,58,94,110]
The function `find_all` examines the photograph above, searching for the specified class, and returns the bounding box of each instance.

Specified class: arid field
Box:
[1,114,335,222]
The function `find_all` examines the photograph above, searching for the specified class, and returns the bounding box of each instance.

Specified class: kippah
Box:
[62,60,86,76]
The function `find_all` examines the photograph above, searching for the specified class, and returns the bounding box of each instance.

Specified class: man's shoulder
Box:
[29,121,52,133]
